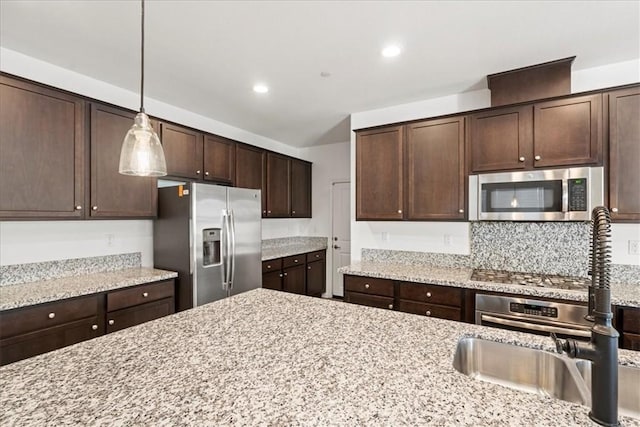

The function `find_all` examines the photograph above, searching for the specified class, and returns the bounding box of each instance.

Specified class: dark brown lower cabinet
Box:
[283,265,306,295]
[395,300,461,321]
[623,334,640,351]
[262,270,283,291]
[344,292,394,310]
[261,250,326,297]
[344,275,395,310]
[306,259,326,297]
[619,306,640,351]
[0,279,175,366]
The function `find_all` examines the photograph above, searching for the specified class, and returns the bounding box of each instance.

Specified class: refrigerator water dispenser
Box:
[202,228,221,266]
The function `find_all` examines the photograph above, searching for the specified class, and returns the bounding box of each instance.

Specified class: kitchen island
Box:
[1,289,639,426]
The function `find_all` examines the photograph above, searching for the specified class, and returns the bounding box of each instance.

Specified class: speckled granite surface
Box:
[1,289,638,426]
[339,262,640,308]
[362,248,471,268]
[0,268,177,311]
[0,253,142,286]
[261,236,328,261]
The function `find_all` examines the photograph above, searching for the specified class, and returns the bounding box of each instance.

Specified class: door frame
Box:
[328,180,350,298]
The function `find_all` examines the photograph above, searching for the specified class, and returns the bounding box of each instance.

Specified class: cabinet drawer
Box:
[283,254,306,268]
[0,295,100,339]
[1,316,102,366]
[622,333,640,351]
[622,308,640,334]
[397,282,462,307]
[307,250,325,262]
[107,280,174,312]
[262,258,282,273]
[396,300,462,322]
[345,292,394,310]
[344,275,394,297]
[106,298,174,333]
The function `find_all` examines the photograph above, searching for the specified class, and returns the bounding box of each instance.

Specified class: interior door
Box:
[331,182,351,297]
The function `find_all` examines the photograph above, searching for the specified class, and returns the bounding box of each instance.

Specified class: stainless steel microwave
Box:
[468,167,604,221]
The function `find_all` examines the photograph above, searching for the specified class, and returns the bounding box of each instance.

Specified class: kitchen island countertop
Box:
[1,288,638,426]
[339,261,640,308]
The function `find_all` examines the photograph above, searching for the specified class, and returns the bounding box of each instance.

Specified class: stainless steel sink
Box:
[575,360,640,419]
[452,337,589,404]
[453,337,640,420]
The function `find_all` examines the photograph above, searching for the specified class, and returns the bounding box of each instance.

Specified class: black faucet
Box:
[553,206,619,427]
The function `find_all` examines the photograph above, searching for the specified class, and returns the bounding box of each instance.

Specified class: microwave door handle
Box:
[561,179,569,213]
[480,314,592,338]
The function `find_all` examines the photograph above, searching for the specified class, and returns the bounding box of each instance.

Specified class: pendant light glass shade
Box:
[118,112,167,176]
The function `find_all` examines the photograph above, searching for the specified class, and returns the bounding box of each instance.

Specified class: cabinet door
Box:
[290,159,311,218]
[90,104,157,217]
[266,153,291,217]
[0,76,85,218]
[160,122,203,179]
[262,270,283,291]
[356,126,404,220]
[236,144,266,215]
[106,297,174,333]
[608,87,640,222]
[533,94,602,168]
[406,117,465,220]
[469,105,533,172]
[283,264,306,295]
[0,317,102,366]
[306,259,325,297]
[203,135,235,184]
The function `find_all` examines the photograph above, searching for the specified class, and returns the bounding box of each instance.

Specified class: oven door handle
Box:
[480,314,592,338]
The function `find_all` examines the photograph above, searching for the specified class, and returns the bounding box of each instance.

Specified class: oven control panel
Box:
[510,302,558,318]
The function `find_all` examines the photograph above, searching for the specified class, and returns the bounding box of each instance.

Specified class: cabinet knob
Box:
[196,170,201,174]
[316,254,320,258]
[108,319,115,325]
[263,210,267,214]
[611,207,619,213]
[534,155,541,161]
[458,209,464,213]
[92,324,98,331]
[426,292,432,298]
[518,156,525,162]
[307,266,311,270]
[388,304,393,310]
[292,210,296,214]
[294,259,298,263]
[364,283,370,289]
[142,292,149,298]
[426,310,431,316]
[75,205,82,210]
[267,265,271,269]
[205,171,209,176]
[92,206,98,211]
[283,272,288,277]
[48,312,55,319]
[267,210,271,214]
[279,273,283,278]
[397,209,402,214]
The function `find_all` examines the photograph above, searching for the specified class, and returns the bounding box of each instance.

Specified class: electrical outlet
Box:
[443,234,452,246]
[106,234,115,247]
[629,240,640,256]
[381,232,389,242]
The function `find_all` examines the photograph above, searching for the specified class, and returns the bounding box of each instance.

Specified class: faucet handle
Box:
[551,332,578,356]
[550,332,563,354]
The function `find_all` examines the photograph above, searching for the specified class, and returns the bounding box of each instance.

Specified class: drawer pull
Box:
[108,320,115,325]
[92,324,98,331]
[611,207,619,213]
[388,304,393,310]
[75,205,82,210]
[142,292,149,298]
[267,265,271,269]
[315,254,320,258]
[426,292,432,298]
[294,259,298,263]
[426,310,431,316]
[284,272,288,277]
[279,273,283,278]
[48,312,55,319]
[534,155,541,161]
[307,266,311,270]
[364,283,370,289]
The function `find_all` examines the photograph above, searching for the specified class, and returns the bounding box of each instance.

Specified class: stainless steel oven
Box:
[475,294,592,340]
[468,166,604,221]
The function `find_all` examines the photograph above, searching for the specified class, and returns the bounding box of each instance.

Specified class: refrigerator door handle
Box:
[221,209,229,290]
[229,209,237,290]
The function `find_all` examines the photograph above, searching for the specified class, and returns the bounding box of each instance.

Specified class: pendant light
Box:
[119,0,167,177]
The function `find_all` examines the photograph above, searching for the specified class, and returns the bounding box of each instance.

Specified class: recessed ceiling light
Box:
[381,45,401,58]
[253,84,269,94]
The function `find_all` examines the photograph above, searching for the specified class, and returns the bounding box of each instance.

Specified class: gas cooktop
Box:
[470,269,591,291]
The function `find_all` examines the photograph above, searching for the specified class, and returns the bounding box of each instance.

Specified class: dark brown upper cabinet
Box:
[356,126,404,220]
[406,117,465,220]
[203,134,235,184]
[290,159,312,218]
[89,103,157,218]
[468,105,533,172]
[265,152,291,217]
[160,122,203,180]
[235,144,266,214]
[0,76,86,219]
[607,86,640,222]
[533,94,602,168]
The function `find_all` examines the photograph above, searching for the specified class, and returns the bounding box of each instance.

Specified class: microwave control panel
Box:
[568,178,587,211]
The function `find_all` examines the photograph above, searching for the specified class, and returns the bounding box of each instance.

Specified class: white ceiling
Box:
[1,1,639,148]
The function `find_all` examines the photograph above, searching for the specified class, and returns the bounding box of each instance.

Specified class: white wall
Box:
[349,58,640,264]
[0,48,306,266]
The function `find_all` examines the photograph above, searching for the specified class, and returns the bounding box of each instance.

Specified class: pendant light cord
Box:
[140,0,145,113]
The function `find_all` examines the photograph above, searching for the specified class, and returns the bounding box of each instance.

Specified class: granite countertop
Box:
[2,289,638,426]
[0,267,178,311]
[339,261,640,308]
[261,241,328,261]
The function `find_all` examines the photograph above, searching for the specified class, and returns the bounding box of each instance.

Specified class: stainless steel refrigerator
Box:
[154,182,262,311]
